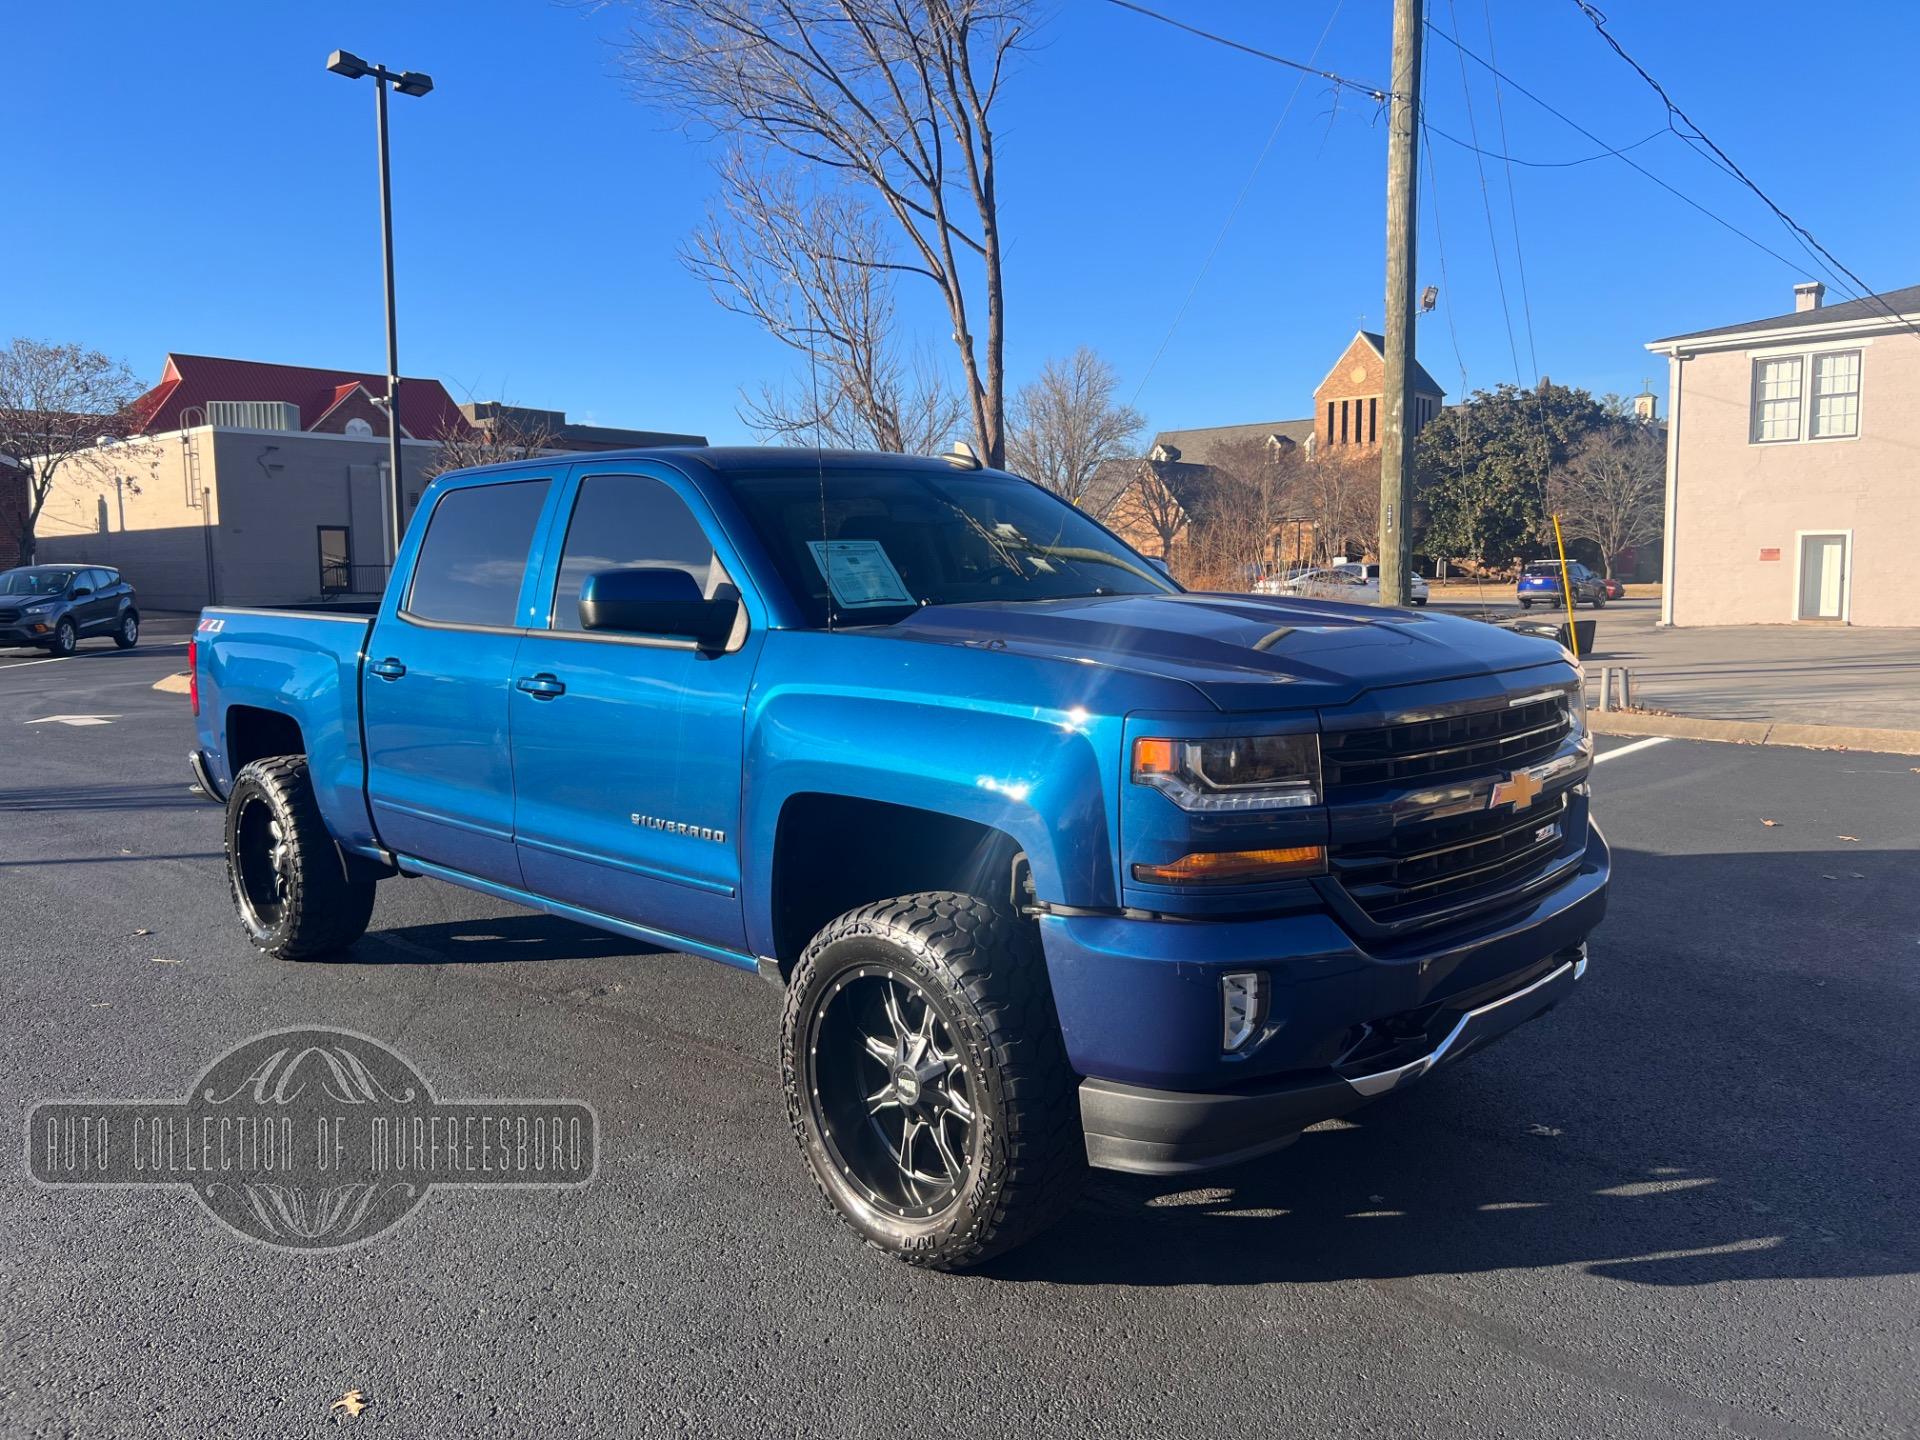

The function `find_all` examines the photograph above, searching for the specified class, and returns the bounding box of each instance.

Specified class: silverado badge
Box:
[1488,769,1544,812]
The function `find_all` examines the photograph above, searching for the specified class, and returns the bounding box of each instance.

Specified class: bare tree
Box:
[1188,439,1301,587]
[1107,461,1188,563]
[1005,348,1143,507]
[1299,449,1378,565]
[426,408,556,479]
[616,0,1029,465]
[0,339,143,564]
[1548,422,1665,577]
[688,154,963,453]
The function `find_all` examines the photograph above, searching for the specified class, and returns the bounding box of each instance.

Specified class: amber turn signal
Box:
[1131,845,1326,886]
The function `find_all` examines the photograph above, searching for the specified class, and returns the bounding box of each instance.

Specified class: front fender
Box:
[738,632,1183,960]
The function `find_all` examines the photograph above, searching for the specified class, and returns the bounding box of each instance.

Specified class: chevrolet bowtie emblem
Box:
[1489,769,1544,812]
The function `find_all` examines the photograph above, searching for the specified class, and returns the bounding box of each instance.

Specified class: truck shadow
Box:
[356,913,664,966]
[991,842,1917,1290]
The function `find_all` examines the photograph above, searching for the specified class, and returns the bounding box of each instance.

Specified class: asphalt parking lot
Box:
[2,639,1915,1438]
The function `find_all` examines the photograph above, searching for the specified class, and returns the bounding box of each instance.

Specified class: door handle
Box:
[369,658,407,680]
[516,674,566,699]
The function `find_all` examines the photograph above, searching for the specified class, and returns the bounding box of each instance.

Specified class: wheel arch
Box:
[764,794,1027,978]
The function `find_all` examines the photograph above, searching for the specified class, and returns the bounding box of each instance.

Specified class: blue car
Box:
[189,447,1607,1268]
[1518,560,1606,610]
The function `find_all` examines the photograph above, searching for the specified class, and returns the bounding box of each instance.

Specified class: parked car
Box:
[1517,561,1607,609]
[1601,576,1626,602]
[1341,562,1430,606]
[1259,564,1429,606]
[0,565,140,655]
[190,448,1607,1269]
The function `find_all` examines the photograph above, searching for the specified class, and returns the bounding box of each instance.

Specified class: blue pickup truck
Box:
[190,447,1608,1268]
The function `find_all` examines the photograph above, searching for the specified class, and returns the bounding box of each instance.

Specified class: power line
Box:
[1440,0,1524,387]
[1103,0,1389,101]
[1423,22,1816,284]
[1478,0,1539,385]
[1425,121,1665,168]
[1126,0,1348,408]
[1566,0,1920,344]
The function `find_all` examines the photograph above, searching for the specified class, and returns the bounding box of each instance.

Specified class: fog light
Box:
[1222,971,1269,1052]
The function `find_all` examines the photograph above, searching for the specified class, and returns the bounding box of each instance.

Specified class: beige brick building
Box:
[1646,282,1920,627]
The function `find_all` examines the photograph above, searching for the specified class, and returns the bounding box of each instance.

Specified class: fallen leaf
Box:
[1836,835,1859,842]
[1760,818,1780,827]
[331,1389,369,1418]
[132,927,152,937]
[1527,1123,1563,1138]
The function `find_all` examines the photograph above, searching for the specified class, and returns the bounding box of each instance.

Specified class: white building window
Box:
[1751,357,1801,442]
[1810,350,1861,439]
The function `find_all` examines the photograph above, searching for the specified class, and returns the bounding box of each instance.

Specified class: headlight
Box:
[22,602,54,616]
[1564,683,1587,744]
[1132,733,1321,811]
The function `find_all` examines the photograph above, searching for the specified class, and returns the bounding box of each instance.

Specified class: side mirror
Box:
[1147,556,1173,578]
[69,586,92,599]
[578,568,738,648]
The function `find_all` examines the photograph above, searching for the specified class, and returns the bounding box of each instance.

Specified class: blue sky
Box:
[6,1,1917,444]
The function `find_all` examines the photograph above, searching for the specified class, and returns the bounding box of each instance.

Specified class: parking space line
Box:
[1593,736,1672,765]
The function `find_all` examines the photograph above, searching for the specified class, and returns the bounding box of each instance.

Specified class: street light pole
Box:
[327,50,434,570]
[372,71,404,565]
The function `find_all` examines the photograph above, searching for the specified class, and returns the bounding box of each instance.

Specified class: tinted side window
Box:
[549,474,721,632]
[405,480,551,627]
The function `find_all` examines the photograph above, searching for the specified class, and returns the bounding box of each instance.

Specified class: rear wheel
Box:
[783,891,1085,1269]
[226,755,377,960]
[1519,599,1533,610]
[1592,591,1607,609]
[114,611,139,649]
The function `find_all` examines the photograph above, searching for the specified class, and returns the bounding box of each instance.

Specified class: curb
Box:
[1590,711,1920,756]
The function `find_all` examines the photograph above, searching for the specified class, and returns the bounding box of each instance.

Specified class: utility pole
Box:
[1377,0,1423,608]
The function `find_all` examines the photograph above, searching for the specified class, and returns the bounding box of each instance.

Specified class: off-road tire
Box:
[51,619,78,657]
[114,611,140,649]
[225,755,377,960]
[782,891,1086,1270]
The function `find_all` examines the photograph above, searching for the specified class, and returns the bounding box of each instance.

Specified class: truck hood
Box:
[878,592,1566,712]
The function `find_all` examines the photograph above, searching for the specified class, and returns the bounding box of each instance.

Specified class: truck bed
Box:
[194,606,379,853]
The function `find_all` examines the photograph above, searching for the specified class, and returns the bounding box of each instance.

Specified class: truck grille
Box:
[1322,694,1571,790]
[1330,790,1572,926]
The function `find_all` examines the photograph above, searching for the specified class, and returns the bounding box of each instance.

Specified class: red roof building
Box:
[128,353,472,440]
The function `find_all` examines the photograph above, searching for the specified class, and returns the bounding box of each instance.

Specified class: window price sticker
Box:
[807,539,914,608]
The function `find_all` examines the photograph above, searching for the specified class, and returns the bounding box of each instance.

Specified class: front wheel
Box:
[114,611,139,649]
[782,892,1086,1270]
[50,619,78,657]
[226,755,377,960]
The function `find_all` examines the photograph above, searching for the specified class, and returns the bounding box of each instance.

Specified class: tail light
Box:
[188,638,200,716]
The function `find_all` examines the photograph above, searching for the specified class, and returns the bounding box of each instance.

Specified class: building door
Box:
[318,526,351,595]
[1796,533,1848,621]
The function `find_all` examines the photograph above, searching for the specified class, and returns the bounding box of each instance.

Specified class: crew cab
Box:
[190,448,1608,1268]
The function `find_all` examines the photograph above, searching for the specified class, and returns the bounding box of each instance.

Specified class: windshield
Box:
[724,468,1179,627]
[0,569,74,597]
